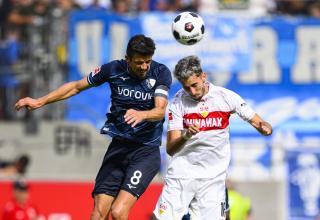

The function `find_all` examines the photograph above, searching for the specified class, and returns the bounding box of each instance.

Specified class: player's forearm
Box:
[255,121,272,136]
[37,81,83,106]
[167,138,187,156]
[166,131,190,156]
[143,107,166,121]
[249,114,272,136]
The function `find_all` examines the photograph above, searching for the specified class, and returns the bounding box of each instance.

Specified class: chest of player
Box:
[109,77,157,102]
[182,96,232,130]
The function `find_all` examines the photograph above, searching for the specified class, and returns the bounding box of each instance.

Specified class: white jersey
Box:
[166,82,256,179]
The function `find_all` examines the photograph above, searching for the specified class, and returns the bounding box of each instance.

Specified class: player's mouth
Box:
[138,71,147,76]
[191,94,201,100]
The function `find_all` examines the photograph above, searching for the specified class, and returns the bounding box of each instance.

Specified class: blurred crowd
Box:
[0,0,320,121]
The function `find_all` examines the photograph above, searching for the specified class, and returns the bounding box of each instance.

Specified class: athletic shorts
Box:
[153,178,226,220]
[92,137,161,198]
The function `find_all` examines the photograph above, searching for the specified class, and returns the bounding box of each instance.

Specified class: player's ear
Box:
[201,72,207,81]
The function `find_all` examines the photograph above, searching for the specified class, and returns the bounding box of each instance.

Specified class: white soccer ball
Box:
[172,11,205,46]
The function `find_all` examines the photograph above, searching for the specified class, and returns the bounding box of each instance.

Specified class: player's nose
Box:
[141,62,148,70]
[190,88,197,96]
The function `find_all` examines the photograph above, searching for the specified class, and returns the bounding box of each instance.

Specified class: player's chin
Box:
[192,95,202,100]
[137,73,147,79]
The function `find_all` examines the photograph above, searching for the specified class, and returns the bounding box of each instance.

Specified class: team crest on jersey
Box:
[200,111,209,118]
[93,66,101,75]
[168,112,173,120]
[146,78,156,89]
[159,202,167,215]
[200,106,209,118]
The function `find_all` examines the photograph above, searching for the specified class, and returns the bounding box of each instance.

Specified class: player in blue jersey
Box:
[15,34,172,220]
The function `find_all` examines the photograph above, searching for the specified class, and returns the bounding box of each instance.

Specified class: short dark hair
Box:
[126,34,156,58]
[13,180,28,191]
[15,154,30,174]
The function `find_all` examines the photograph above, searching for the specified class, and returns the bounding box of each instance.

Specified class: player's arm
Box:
[225,88,272,137]
[145,95,168,121]
[166,124,200,156]
[15,77,91,111]
[124,96,168,127]
[248,113,272,136]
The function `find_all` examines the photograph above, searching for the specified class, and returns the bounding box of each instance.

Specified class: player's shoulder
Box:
[150,60,171,75]
[210,84,238,97]
[151,60,169,69]
[99,59,127,75]
[103,59,126,70]
[171,89,186,103]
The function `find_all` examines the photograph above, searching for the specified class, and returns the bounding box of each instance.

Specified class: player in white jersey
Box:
[152,55,272,220]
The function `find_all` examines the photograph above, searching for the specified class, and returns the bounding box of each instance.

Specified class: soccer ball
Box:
[172,11,205,45]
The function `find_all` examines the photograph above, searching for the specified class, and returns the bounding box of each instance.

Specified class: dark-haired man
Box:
[15,34,172,220]
[2,180,40,220]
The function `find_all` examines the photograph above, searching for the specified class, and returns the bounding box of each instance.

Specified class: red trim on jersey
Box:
[183,111,231,131]
[93,66,101,75]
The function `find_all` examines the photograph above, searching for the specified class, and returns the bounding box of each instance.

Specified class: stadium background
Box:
[0,1,320,219]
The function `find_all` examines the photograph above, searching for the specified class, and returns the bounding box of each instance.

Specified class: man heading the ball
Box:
[152,55,272,220]
[15,34,172,220]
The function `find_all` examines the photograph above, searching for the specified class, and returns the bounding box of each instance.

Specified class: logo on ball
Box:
[185,22,194,32]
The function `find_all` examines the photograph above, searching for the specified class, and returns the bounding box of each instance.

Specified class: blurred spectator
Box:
[171,0,200,12]
[55,0,81,12]
[0,0,14,40]
[1,180,40,220]
[111,0,132,14]
[274,0,313,16]
[138,0,173,11]
[226,180,252,220]
[139,0,200,12]
[86,0,108,10]
[249,0,276,17]
[76,0,110,9]
[7,0,36,43]
[309,2,320,18]
[0,154,30,178]
[50,0,81,64]
[198,0,219,14]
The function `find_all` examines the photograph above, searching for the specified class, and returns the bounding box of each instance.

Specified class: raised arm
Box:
[124,96,168,127]
[15,77,91,111]
[248,113,272,136]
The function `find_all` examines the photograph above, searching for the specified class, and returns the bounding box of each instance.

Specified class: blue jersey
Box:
[87,59,172,147]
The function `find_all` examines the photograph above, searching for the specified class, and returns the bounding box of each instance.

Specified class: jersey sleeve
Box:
[154,65,172,99]
[224,89,255,121]
[87,63,110,86]
[167,92,184,131]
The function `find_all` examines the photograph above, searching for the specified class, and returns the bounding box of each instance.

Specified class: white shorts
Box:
[153,178,226,220]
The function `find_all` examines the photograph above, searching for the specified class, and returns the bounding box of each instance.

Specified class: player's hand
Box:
[183,124,200,139]
[14,97,42,111]
[258,121,272,136]
[124,109,146,127]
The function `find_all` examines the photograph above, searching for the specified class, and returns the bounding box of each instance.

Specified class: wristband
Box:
[182,131,192,140]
